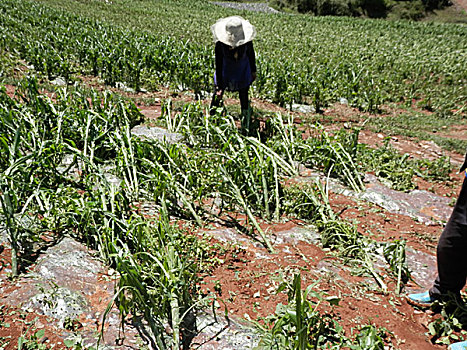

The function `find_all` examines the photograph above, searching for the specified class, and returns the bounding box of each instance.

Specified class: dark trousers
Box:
[210,87,249,112]
[430,176,467,299]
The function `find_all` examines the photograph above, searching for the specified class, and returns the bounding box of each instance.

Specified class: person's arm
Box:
[215,41,224,90]
[247,41,256,81]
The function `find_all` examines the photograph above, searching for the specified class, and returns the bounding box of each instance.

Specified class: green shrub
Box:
[387,0,426,20]
[270,0,387,17]
[422,0,451,10]
[271,0,450,17]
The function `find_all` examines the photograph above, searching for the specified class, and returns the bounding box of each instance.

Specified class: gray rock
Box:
[317,260,345,277]
[212,1,279,13]
[131,125,184,144]
[0,216,8,245]
[205,227,250,249]
[115,82,135,93]
[50,77,67,86]
[406,247,437,292]
[204,224,319,255]
[272,225,321,245]
[103,172,122,187]
[0,214,40,247]
[193,310,260,349]
[56,154,84,181]
[1,237,145,349]
[296,170,452,225]
[35,238,103,285]
[291,103,315,114]
[329,174,452,225]
[57,156,123,188]
[24,285,87,325]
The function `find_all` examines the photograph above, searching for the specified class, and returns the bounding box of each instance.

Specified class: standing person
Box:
[210,16,257,133]
[408,152,467,350]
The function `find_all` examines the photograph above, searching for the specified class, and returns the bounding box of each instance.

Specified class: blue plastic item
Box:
[406,291,435,307]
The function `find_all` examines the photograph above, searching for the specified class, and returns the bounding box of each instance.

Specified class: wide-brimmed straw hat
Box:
[211,16,256,48]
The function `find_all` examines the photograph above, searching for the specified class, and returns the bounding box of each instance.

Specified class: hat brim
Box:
[211,16,256,48]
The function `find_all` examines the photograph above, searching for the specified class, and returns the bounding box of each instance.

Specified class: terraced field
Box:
[0,0,466,349]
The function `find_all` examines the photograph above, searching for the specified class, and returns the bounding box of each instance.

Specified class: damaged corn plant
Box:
[284,181,411,294]
[2,0,465,112]
[0,79,413,348]
[0,79,208,348]
[158,100,411,294]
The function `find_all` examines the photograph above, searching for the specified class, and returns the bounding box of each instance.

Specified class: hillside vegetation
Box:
[0,0,466,349]
[2,0,466,117]
[270,0,452,19]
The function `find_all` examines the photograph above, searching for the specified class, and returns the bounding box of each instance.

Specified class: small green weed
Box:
[18,328,46,350]
[255,273,393,349]
[427,296,467,346]
[254,274,348,349]
[350,324,391,349]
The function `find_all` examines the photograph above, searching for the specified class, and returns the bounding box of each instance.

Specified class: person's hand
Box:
[216,88,223,96]
[252,72,257,82]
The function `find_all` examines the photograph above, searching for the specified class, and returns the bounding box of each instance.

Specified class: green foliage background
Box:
[1,0,465,115]
[270,0,451,18]
[0,0,465,346]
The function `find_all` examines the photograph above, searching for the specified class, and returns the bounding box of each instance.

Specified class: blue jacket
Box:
[214,41,256,91]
